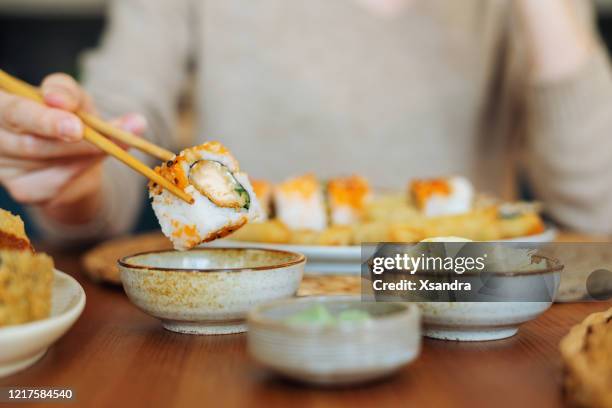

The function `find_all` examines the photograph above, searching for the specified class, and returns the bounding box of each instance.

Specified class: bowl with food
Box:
[247,295,421,385]
[118,248,305,335]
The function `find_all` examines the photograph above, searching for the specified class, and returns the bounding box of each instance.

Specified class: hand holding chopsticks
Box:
[0,70,193,204]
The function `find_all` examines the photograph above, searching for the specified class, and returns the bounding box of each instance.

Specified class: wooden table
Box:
[1,244,611,408]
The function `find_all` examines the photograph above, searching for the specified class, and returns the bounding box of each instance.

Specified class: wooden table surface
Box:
[1,238,611,408]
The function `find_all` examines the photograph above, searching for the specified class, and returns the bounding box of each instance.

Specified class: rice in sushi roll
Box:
[327,175,371,225]
[274,174,327,231]
[409,176,474,217]
[250,178,273,221]
[149,141,262,250]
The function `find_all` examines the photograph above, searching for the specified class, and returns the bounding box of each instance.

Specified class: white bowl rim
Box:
[0,269,86,335]
[248,295,419,333]
[118,247,306,273]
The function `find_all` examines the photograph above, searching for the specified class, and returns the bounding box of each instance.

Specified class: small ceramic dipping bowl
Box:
[247,295,421,386]
[420,256,562,341]
[118,248,305,335]
[375,255,563,341]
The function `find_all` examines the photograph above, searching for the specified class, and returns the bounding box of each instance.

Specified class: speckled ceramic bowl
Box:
[247,296,421,385]
[374,256,563,341]
[118,248,305,335]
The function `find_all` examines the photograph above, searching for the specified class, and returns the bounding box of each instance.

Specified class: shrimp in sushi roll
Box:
[149,141,262,250]
[327,175,371,225]
[274,174,327,231]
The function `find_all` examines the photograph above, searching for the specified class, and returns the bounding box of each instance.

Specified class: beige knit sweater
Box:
[34,0,612,240]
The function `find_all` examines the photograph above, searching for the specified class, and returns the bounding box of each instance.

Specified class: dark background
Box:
[2,6,612,238]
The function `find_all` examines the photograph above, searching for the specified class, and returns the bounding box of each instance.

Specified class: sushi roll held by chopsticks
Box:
[327,175,371,225]
[149,142,262,250]
[274,174,327,231]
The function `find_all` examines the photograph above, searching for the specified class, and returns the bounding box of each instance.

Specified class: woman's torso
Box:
[193,0,516,194]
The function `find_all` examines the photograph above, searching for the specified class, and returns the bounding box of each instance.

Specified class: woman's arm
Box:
[516,0,612,233]
[515,0,595,82]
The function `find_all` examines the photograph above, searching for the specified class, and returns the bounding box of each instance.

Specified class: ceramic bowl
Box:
[419,300,556,341]
[247,295,421,385]
[118,248,305,335]
[0,270,85,377]
[375,256,563,341]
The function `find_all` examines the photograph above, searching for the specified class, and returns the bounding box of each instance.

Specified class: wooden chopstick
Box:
[0,70,194,204]
[78,112,174,162]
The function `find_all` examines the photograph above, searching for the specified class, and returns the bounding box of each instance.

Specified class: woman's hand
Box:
[0,73,146,225]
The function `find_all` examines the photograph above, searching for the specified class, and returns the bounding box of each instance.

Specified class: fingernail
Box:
[121,114,148,134]
[43,91,65,108]
[58,118,82,141]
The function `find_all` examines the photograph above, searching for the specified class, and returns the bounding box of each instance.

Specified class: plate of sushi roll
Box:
[212,174,555,273]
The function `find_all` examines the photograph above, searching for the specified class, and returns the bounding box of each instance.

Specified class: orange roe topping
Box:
[154,162,189,190]
[277,174,319,198]
[410,178,451,208]
[528,223,545,235]
[251,179,272,200]
[182,142,238,170]
[328,175,370,209]
[170,220,199,239]
[200,141,229,155]
[182,224,199,238]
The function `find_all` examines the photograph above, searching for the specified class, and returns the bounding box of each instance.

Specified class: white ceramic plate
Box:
[207,226,557,274]
[0,270,86,377]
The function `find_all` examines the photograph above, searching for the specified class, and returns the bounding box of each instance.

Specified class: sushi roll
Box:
[149,141,262,251]
[250,178,273,221]
[327,175,371,225]
[274,174,327,231]
[410,176,474,217]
